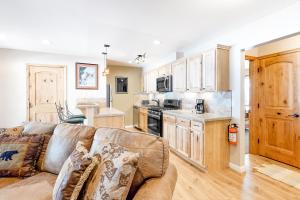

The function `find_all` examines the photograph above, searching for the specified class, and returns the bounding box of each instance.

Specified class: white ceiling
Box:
[0,0,298,66]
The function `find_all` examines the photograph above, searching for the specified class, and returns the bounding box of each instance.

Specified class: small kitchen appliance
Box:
[195,99,205,114]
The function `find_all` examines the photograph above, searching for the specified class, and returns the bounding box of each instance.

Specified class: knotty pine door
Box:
[255,50,300,168]
[27,65,65,123]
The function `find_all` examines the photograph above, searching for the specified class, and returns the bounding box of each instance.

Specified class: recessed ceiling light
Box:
[0,34,6,40]
[42,39,51,45]
[153,40,161,45]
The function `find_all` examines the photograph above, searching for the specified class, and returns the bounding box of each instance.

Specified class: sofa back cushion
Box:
[42,123,96,174]
[0,126,24,136]
[22,122,56,135]
[90,128,169,198]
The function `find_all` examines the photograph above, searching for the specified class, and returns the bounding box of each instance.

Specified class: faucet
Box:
[152,99,160,107]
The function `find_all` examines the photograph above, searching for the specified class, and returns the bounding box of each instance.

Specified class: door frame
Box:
[26,64,67,121]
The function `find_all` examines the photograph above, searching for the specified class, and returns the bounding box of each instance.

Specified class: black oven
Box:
[156,75,172,93]
[147,109,162,136]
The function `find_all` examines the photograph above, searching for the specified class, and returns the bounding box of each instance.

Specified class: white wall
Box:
[0,48,106,127]
[146,2,300,171]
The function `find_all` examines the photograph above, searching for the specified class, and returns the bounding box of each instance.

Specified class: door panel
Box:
[28,65,65,123]
[258,51,300,167]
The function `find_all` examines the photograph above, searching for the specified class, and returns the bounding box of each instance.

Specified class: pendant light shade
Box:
[102,44,110,76]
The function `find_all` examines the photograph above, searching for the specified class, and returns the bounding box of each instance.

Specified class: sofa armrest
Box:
[133,162,177,200]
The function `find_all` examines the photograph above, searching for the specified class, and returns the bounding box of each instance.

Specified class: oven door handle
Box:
[148,113,161,120]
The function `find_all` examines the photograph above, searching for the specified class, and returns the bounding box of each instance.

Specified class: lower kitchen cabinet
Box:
[163,115,176,149]
[163,114,230,172]
[138,107,148,132]
[176,117,191,158]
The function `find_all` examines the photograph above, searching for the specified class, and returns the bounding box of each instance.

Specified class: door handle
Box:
[288,113,300,118]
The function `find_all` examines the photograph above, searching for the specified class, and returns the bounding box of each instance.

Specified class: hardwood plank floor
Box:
[171,153,300,200]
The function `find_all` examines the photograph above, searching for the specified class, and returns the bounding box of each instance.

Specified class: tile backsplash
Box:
[140,91,232,116]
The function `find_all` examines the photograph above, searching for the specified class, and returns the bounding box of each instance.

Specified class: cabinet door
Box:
[158,64,171,77]
[187,55,202,91]
[172,59,187,92]
[168,122,176,149]
[202,49,216,91]
[176,125,191,157]
[191,128,205,167]
[163,120,169,140]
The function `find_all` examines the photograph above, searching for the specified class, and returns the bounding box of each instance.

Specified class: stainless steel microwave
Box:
[156,75,172,93]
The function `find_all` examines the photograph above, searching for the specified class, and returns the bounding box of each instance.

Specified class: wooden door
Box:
[172,58,187,92]
[257,50,300,167]
[27,65,65,123]
[187,54,202,91]
[202,49,216,91]
[191,122,205,167]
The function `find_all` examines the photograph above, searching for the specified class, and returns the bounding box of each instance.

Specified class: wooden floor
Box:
[171,153,300,200]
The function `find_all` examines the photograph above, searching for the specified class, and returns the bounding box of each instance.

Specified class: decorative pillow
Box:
[53,141,99,200]
[0,126,24,136]
[42,123,96,174]
[22,122,56,171]
[0,134,44,177]
[82,143,140,200]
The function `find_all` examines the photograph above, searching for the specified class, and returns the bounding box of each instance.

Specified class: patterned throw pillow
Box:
[0,126,24,136]
[53,142,99,200]
[82,143,140,200]
[0,134,44,177]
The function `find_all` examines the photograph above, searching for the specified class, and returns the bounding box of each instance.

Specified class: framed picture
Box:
[76,63,98,90]
[115,77,128,93]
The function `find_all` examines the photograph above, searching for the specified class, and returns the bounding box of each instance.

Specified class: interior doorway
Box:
[245,34,300,168]
[27,64,66,123]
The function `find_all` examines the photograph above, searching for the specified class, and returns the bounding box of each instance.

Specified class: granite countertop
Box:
[95,107,125,117]
[163,109,231,122]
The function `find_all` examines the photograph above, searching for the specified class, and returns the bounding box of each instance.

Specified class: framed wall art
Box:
[75,63,98,90]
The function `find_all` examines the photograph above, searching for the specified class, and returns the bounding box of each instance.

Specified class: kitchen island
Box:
[94,107,125,128]
[77,103,125,128]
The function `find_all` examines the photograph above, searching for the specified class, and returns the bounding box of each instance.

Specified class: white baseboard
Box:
[229,162,246,173]
[125,125,134,128]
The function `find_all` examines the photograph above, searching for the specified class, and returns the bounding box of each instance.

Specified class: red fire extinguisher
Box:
[228,123,238,145]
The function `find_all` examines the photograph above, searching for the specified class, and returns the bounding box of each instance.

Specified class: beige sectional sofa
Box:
[0,123,177,200]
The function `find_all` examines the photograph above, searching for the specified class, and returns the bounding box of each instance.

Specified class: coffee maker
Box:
[195,99,205,114]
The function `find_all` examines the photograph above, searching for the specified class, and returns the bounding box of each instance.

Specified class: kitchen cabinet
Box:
[158,64,172,77]
[172,58,187,92]
[162,112,230,171]
[145,70,158,93]
[163,114,176,149]
[202,45,230,91]
[187,54,202,91]
[138,107,148,132]
[176,117,191,158]
[190,121,205,167]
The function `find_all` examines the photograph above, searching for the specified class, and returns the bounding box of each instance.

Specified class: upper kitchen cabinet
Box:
[172,58,187,92]
[202,45,230,91]
[158,64,172,77]
[145,70,158,93]
[187,54,202,92]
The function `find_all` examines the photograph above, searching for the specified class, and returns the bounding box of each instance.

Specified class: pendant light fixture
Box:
[102,44,110,76]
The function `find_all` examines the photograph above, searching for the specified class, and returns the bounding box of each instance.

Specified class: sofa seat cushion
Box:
[0,177,22,189]
[91,128,169,198]
[42,123,96,174]
[0,172,57,200]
